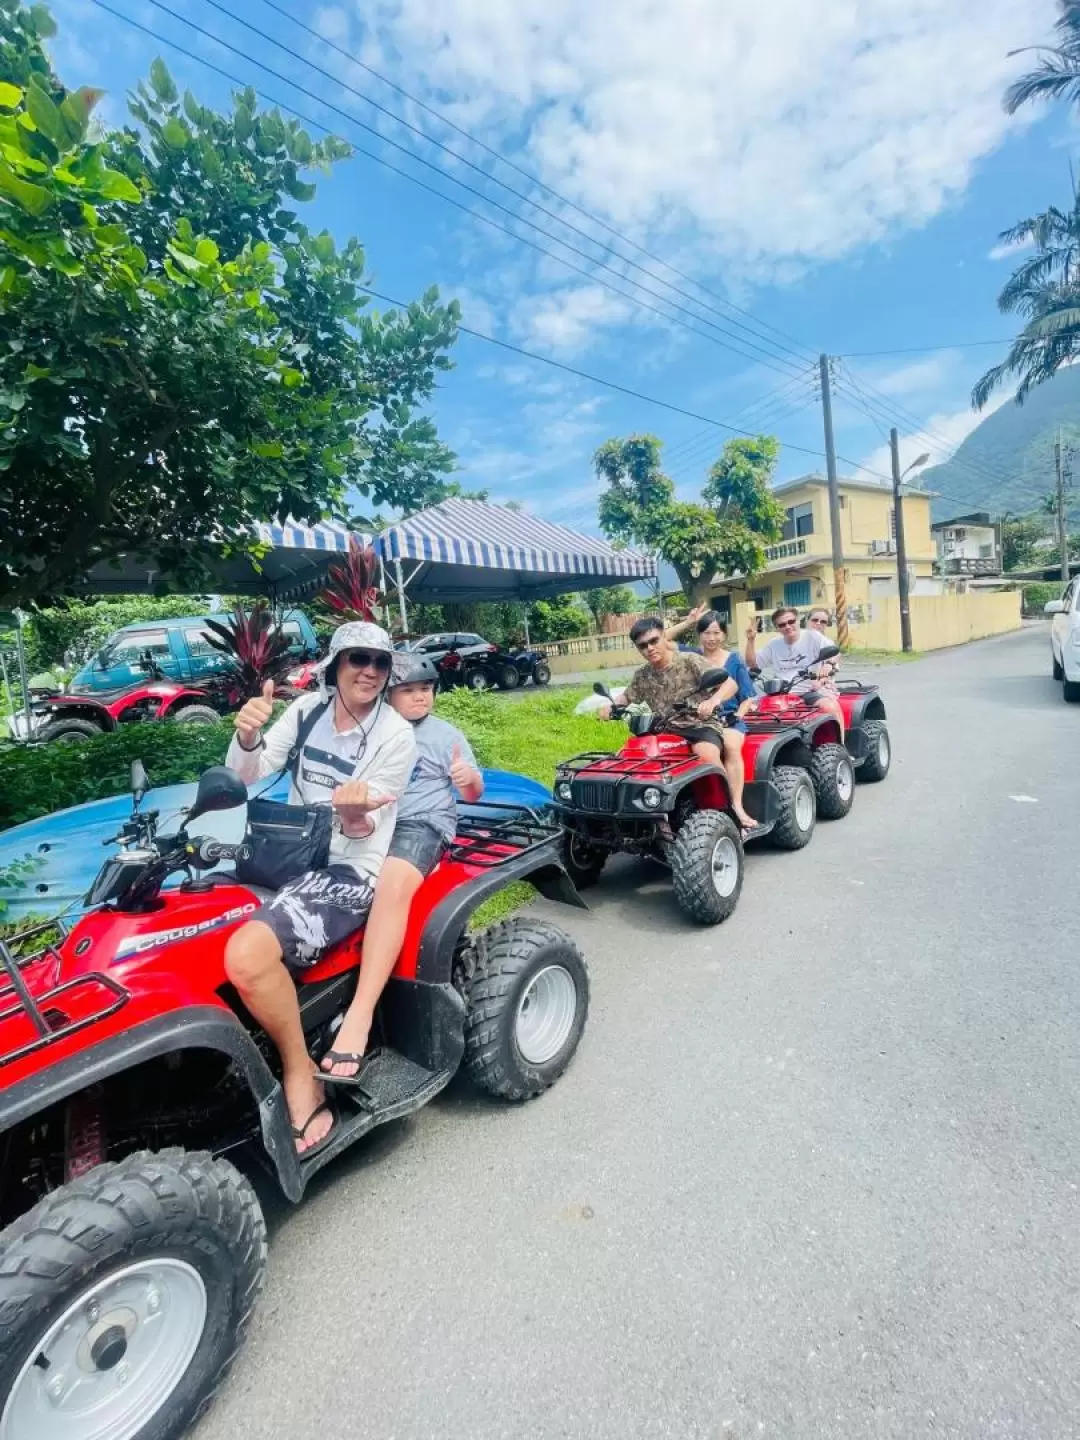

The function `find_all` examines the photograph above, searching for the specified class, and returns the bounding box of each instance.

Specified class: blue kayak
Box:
[0,768,552,925]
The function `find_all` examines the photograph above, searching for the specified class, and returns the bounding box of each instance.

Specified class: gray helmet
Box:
[389,652,439,689]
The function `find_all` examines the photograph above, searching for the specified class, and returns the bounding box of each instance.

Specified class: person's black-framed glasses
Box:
[342,649,391,673]
[635,634,664,652]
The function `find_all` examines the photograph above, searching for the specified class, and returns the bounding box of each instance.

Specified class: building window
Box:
[781,501,814,541]
[748,586,772,608]
[839,495,846,508]
[784,579,811,607]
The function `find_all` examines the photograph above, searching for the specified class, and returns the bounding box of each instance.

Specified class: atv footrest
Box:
[338,1049,441,1112]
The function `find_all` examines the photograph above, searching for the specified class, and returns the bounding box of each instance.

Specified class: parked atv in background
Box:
[510,647,552,687]
[6,652,229,745]
[554,671,818,925]
[749,647,891,787]
[0,762,590,1440]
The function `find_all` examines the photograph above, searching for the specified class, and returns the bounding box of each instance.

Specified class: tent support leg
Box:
[394,558,408,635]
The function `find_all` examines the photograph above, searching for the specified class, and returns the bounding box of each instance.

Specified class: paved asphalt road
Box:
[197,625,1078,1440]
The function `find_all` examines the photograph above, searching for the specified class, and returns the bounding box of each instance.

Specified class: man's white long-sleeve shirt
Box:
[225,691,417,883]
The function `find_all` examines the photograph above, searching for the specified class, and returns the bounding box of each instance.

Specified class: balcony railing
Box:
[764,538,808,562]
[938,555,1001,576]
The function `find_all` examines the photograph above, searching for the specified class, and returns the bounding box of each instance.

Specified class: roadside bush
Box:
[0,690,617,832]
[1021,582,1064,616]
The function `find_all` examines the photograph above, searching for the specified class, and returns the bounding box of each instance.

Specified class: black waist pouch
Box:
[234,697,334,890]
[235,797,333,890]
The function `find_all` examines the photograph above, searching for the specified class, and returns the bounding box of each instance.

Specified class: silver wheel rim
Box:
[877,732,890,767]
[470,673,489,691]
[710,835,739,898]
[836,759,854,803]
[2,1259,208,1440]
[795,782,815,831]
[515,964,577,1065]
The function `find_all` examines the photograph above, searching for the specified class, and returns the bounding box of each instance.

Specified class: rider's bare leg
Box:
[323,858,424,1077]
[719,729,756,830]
[224,920,330,1153]
[817,695,845,734]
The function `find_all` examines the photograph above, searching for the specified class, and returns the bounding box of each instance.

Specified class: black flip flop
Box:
[740,822,768,842]
[319,1047,381,1100]
[291,1100,337,1157]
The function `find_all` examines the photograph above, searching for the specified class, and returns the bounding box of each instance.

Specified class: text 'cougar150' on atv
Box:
[0,762,589,1440]
[553,671,818,926]
[750,645,891,789]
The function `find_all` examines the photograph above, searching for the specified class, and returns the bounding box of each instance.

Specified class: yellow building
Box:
[705,473,937,622]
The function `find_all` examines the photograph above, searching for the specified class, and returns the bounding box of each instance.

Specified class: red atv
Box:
[749,646,891,790]
[14,653,226,744]
[0,764,589,1439]
[553,674,818,925]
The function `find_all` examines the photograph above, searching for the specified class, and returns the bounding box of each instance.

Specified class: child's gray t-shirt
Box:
[397,714,478,838]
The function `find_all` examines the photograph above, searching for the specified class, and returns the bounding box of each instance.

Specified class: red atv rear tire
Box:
[670,809,744,925]
[769,765,817,849]
[171,704,221,725]
[0,1149,266,1440]
[858,719,891,782]
[810,743,855,820]
[37,717,103,744]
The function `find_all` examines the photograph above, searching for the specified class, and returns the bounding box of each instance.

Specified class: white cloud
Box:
[872,353,957,398]
[344,0,1055,278]
[853,391,1010,484]
[512,285,633,352]
[988,235,1034,262]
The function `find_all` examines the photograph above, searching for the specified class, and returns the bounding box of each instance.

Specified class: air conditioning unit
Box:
[871,539,893,555]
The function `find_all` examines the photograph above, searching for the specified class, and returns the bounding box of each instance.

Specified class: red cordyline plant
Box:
[321,537,380,621]
[203,603,295,698]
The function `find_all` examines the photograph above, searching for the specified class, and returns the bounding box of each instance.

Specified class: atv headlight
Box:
[556,780,573,802]
[642,786,662,809]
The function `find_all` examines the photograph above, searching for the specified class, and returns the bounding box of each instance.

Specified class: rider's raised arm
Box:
[664,603,704,644]
[225,693,306,783]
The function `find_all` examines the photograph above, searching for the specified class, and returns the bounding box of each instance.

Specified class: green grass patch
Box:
[467,881,537,931]
[434,687,615,788]
[844,647,922,664]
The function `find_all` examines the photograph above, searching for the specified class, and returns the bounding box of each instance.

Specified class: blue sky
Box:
[48,0,1070,529]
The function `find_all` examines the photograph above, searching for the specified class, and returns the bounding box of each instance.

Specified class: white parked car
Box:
[1045,580,1080,702]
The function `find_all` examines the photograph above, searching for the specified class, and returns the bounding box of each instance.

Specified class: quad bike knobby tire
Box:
[560,832,607,890]
[810,742,856,820]
[669,808,744,925]
[497,663,521,690]
[769,765,817,850]
[857,719,891,782]
[532,661,551,686]
[171,704,221,725]
[1064,678,1080,703]
[459,918,589,1100]
[37,717,103,744]
[0,1148,266,1440]
[466,666,495,692]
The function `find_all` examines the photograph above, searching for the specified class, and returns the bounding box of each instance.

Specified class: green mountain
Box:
[921,365,1080,522]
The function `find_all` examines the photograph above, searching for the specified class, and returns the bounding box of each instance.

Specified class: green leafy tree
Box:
[582,585,637,627]
[0,7,458,609]
[1000,513,1048,570]
[595,433,783,603]
[526,594,592,642]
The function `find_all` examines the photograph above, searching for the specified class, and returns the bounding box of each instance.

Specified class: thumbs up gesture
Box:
[235,679,276,747]
[449,742,473,791]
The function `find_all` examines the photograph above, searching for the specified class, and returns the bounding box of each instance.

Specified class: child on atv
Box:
[224,621,416,1155]
[604,616,757,834]
[319,652,484,1085]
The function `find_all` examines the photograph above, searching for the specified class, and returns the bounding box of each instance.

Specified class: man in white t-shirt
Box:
[745,605,845,730]
[223,621,416,1157]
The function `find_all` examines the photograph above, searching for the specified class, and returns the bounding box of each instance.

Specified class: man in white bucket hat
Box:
[223,621,416,1156]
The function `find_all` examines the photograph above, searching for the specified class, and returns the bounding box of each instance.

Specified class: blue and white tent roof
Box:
[252,519,353,554]
[377,498,653,601]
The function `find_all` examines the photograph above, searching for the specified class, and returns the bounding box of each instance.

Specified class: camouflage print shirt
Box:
[624,652,707,718]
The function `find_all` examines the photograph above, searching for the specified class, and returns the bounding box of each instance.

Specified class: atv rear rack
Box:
[448,803,560,868]
[0,920,129,1071]
[558,750,699,780]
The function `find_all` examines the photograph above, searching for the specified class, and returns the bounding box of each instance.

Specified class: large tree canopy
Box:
[0,4,458,609]
[595,433,783,603]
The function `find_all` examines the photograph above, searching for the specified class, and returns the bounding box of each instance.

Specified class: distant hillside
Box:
[922,366,1080,523]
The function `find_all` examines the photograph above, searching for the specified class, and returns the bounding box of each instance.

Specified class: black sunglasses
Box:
[635,634,664,652]
[342,649,391,673]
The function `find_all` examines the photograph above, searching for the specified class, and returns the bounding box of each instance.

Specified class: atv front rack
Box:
[448,803,560,868]
[0,920,129,1072]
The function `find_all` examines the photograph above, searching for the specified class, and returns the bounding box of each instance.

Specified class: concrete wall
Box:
[535,589,1022,671]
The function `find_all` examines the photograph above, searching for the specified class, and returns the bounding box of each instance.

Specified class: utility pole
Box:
[1055,428,1069,584]
[889,428,913,653]
[818,354,848,647]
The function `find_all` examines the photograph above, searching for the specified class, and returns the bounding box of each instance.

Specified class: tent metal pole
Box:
[14,610,32,743]
[394,557,408,634]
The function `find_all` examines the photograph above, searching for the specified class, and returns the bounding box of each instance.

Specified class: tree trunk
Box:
[672,564,713,607]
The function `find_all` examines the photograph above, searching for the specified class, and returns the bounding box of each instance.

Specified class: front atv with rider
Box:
[553,672,818,925]
[0,761,589,1440]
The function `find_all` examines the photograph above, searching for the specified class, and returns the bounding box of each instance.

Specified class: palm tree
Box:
[974,185,1080,407]
[1005,1,1080,113]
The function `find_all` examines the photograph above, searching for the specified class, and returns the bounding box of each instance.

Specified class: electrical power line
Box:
[837,339,1013,357]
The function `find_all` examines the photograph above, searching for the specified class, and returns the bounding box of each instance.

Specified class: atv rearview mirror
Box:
[817,645,840,662]
[187,767,248,824]
[131,760,148,805]
[593,681,612,698]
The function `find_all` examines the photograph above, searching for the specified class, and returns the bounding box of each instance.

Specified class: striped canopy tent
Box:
[83,519,371,602]
[376,499,655,623]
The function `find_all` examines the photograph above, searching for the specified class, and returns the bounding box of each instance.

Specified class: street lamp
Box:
[889,434,930,653]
